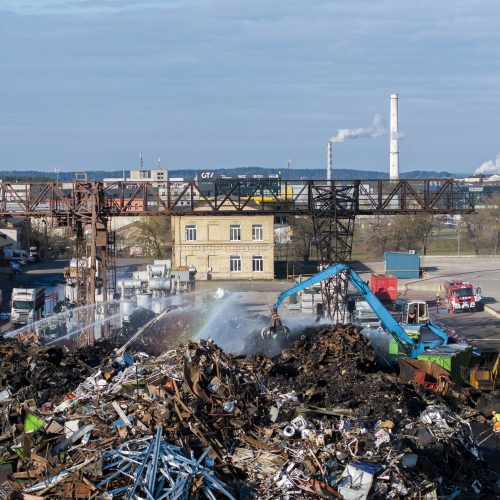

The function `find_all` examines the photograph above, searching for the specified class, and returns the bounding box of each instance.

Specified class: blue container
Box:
[384,251,420,279]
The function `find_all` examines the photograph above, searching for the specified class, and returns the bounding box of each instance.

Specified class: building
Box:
[103,169,168,188]
[172,206,274,279]
[129,169,168,187]
[0,228,20,249]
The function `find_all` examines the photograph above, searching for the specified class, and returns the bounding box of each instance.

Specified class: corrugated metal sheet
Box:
[384,252,420,279]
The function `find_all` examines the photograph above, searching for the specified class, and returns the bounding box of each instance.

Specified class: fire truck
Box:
[441,280,483,312]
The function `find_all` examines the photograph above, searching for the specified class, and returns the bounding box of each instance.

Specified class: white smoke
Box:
[330,114,386,143]
[474,154,500,176]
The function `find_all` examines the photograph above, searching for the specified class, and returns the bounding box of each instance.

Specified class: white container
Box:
[148,278,172,291]
[136,293,152,310]
[120,300,135,322]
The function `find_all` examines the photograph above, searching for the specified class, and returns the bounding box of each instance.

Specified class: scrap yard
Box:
[0,176,499,498]
[0,252,499,499]
[3,0,500,496]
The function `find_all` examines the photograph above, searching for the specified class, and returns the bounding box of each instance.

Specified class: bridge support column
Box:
[311,183,357,322]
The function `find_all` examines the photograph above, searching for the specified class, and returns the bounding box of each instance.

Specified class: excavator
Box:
[262,263,449,358]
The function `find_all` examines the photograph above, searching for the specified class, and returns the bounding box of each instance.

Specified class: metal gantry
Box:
[0,178,474,320]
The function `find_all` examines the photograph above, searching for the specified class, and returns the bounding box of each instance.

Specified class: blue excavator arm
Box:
[270,263,443,357]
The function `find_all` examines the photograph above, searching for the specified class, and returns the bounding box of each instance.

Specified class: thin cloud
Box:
[0,0,204,14]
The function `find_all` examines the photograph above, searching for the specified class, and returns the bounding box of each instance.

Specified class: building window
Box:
[252,256,264,272]
[252,224,263,241]
[185,225,196,241]
[230,256,241,272]
[230,225,241,241]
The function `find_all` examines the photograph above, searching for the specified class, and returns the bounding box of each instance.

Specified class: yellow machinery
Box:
[468,352,499,391]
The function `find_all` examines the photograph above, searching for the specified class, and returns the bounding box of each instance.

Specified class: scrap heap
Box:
[0,325,498,499]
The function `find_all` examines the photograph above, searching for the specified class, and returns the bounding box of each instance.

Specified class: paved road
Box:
[357,257,500,352]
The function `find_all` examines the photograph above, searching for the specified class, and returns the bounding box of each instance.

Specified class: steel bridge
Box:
[0,178,474,321]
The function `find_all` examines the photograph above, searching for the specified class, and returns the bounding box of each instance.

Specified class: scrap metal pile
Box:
[0,325,498,498]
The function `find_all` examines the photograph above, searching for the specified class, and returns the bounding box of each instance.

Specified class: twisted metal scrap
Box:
[98,426,236,499]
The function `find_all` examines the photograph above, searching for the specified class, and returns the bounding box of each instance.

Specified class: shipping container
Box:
[384,251,420,279]
[398,358,450,391]
[417,346,472,384]
[370,274,398,301]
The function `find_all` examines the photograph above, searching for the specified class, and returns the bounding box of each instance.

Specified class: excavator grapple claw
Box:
[262,309,290,340]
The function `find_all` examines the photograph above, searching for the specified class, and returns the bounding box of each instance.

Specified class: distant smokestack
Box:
[390,94,399,180]
[327,141,333,181]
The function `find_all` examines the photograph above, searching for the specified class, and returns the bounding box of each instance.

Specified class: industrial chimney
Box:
[326,140,333,181]
[390,93,399,180]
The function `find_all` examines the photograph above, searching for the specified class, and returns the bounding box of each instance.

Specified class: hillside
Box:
[0,167,467,182]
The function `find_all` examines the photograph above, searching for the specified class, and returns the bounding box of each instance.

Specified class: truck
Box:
[11,288,45,325]
[442,279,483,312]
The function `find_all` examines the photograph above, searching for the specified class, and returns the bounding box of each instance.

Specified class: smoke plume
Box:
[474,154,500,176]
[331,114,386,143]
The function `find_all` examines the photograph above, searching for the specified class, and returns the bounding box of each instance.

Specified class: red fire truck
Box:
[441,280,483,312]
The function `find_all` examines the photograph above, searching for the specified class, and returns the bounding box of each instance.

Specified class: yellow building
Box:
[172,210,274,280]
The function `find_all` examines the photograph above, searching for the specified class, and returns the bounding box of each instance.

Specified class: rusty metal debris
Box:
[0,325,499,498]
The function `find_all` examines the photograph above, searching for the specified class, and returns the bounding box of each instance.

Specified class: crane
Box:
[262,263,449,358]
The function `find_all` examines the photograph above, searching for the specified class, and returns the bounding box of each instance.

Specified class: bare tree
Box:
[289,216,316,261]
[134,216,173,258]
[365,216,393,257]
[389,215,411,251]
[413,214,437,256]
[484,193,500,254]
[462,212,490,256]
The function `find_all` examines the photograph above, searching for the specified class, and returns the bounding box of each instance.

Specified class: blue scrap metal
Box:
[97,426,236,499]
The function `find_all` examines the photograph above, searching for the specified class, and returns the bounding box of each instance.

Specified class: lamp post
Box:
[457,223,460,256]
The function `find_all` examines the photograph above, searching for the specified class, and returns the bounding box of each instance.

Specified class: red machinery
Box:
[441,279,482,312]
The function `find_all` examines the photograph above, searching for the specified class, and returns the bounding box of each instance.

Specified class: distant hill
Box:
[0,167,468,181]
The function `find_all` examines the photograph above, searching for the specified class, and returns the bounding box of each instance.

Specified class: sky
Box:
[0,0,499,174]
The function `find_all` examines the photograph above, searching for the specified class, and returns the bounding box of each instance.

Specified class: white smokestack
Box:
[390,93,399,180]
[326,141,333,181]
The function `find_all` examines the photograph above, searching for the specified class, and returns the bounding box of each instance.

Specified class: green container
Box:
[389,331,419,355]
[417,346,472,384]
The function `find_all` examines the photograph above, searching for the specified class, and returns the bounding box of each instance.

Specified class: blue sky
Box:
[0,0,499,174]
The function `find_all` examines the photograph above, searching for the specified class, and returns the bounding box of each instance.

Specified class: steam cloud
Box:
[330,114,386,143]
[474,154,500,176]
